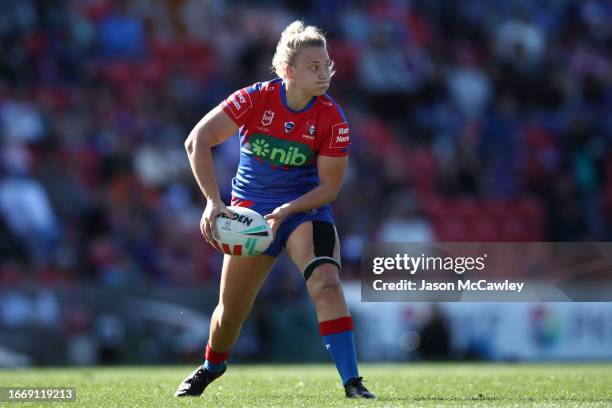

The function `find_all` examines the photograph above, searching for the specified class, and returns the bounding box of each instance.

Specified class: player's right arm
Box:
[184,106,237,243]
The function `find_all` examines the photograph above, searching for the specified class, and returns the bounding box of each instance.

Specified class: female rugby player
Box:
[175,21,375,399]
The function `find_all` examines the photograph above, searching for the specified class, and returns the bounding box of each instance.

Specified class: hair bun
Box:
[271,20,328,80]
[283,20,305,37]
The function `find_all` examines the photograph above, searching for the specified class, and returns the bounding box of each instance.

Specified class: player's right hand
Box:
[201,200,233,243]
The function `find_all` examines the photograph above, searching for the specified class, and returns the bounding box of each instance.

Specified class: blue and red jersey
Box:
[220,78,350,204]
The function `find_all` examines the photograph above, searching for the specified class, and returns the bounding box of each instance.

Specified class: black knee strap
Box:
[303,257,340,282]
[302,221,339,282]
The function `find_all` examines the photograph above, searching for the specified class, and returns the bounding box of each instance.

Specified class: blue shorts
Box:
[231,197,335,257]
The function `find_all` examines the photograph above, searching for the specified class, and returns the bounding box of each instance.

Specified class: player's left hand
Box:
[264,204,291,233]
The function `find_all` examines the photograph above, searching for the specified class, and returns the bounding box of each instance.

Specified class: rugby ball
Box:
[208,206,273,256]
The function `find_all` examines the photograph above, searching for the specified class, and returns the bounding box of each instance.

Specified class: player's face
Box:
[290,46,334,96]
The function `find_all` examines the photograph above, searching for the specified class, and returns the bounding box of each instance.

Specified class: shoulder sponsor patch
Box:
[330,122,350,149]
[224,89,253,120]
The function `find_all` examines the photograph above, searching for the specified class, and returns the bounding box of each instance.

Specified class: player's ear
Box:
[284,64,293,80]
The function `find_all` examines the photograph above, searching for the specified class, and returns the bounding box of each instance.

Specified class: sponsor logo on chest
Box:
[247,134,315,167]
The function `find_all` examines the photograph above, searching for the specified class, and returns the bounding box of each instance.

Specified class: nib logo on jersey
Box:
[248,134,315,167]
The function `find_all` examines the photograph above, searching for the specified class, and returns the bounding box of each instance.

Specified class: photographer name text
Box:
[372,279,525,293]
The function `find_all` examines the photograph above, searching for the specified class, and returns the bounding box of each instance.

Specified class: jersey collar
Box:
[280,80,317,113]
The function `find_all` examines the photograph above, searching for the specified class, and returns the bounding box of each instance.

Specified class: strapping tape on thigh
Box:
[300,221,339,281]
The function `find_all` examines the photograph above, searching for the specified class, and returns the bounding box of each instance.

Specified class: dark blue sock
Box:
[322,330,359,385]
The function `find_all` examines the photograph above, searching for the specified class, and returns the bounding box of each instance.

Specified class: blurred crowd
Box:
[1,0,612,290]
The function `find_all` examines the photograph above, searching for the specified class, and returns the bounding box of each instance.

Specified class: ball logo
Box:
[284,122,295,132]
[218,212,254,227]
[245,238,260,255]
[213,240,259,256]
[261,110,274,126]
[240,225,270,237]
[211,206,272,257]
[213,237,261,256]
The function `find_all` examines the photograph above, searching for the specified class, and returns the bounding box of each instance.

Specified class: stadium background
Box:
[0,0,611,367]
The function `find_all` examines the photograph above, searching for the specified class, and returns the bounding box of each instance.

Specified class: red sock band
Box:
[205,343,229,364]
[319,316,354,336]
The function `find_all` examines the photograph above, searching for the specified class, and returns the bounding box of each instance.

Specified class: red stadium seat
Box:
[405,148,437,192]
[434,217,468,242]
[514,198,543,240]
[327,40,360,82]
[473,216,499,241]
[452,197,479,221]
[417,193,445,218]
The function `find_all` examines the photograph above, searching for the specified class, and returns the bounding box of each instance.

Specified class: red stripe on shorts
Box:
[231,197,255,207]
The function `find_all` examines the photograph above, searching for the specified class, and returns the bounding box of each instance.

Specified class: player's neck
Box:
[284,82,313,111]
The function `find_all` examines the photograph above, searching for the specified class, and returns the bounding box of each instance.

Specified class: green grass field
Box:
[1,363,611,407]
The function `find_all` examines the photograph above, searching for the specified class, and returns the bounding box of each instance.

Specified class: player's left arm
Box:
[264,155,347,231]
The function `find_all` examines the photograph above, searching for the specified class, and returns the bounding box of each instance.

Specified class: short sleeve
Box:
[220,83,261,127]
[318,108,350,157]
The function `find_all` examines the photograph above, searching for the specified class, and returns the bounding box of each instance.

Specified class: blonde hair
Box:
[272,21,328,80]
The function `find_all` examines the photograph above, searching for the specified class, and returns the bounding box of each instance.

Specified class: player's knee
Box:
[307,266,342,301]
[215,304,247,329]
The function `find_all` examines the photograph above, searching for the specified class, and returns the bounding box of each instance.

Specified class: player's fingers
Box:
[267,219,279,233]
[204,218,213,242]
[213,211,230,239]
[200,218,209,241]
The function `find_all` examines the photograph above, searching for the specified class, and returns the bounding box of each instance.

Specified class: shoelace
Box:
[188,368,205,384]
[348,377,366,387]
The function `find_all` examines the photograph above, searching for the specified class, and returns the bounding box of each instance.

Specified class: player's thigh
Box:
[218,254,276,313]
[285,221,340,273]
